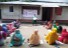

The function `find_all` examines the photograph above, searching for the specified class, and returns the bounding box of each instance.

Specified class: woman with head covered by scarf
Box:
[10,29,25,46]
[2,24,10,36]
[0,31,7,46]
[12,20,20,29]
[0,25,2,31]
[28,30,40,46]
[45,28,58,45]
[53,22,62,33]
[2,24,8,33]
[58,29,68,44]
[7,23,16,33]
[45,21,52,29]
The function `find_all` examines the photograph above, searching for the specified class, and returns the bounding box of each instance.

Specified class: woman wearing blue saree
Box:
[2,24,8,33]
[2,24,9,36]
[10,30,25,46]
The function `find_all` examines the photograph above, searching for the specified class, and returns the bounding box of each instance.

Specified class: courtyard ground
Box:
[0,24,68,48]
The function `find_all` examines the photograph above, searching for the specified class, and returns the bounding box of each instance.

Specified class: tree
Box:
[25,0,32,2]
[0,0,7,2]
[0,0,19,2]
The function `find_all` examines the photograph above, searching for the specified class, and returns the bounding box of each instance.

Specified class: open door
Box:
[42,7,53,21]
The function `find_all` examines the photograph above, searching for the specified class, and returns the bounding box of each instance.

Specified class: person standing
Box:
[32,14,37,25]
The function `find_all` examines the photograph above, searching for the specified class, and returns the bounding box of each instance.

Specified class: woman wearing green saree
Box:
[10,30,25,46]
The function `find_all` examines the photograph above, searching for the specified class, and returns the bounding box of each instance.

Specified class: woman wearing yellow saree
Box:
[45,28,58,45]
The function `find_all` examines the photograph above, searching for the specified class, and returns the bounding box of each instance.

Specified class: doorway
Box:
[42,7,53,21]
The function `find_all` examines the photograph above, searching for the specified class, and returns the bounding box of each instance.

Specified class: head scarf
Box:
[61,29,68,38]
[15,29,20,34]
[45,28,58,45]
[62,29,67,32]
[52,28,57,33]
[2,24,7,27]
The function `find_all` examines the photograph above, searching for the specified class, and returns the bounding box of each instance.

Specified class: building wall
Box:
[1,5,21,19]
[1,4,41,20]
[52,7,68,20]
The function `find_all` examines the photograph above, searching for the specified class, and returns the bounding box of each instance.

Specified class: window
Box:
[9,6,14,12]
[55,7,62,15]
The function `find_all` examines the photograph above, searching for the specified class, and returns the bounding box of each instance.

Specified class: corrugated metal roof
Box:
[34,0,67,3]
[0,1,68,7]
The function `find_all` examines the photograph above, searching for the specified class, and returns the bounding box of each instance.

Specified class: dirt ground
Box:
[0,24,68,48]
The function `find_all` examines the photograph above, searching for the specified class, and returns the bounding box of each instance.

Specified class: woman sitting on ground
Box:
[45,28,58,45]
[10,29,25,46]
[28,30,40,46]
[7,23,16,33]
[0,25,2,31]
[0,31,7,46]
[53,22,62,33]
[58,29,68,44]
[2,24,8,33]
[45,21,52,29]
[2,24,9,36]
[12,20,20,29]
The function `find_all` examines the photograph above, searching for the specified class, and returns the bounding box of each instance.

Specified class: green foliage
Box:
[0,0,7,2]
[25,0,32,2]
[0,0,19,2]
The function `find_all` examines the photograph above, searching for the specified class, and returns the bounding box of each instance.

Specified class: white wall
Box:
[1,5,21,19]
[1,5,42,20]
[37,0,67,2]
[52,7,68,20]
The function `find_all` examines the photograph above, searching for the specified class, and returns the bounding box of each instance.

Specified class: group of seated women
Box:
[0,23,16,36]
[0,24,16,46]
[1,28,68,47]
[0,20,68,47]
[45,28,68,45]
[0,29,40,47]
[44,21,68,45]
[0,28,68,47]
[44,21,62,33]
[0,20,20,46]
[11,28,68,47]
